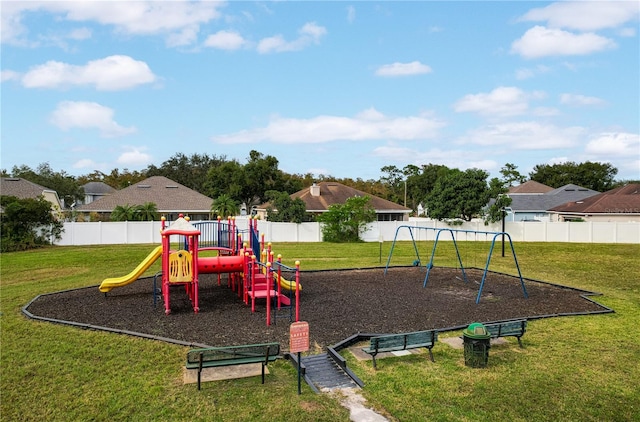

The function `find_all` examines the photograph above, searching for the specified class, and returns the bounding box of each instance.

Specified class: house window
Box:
[377,213,404,221]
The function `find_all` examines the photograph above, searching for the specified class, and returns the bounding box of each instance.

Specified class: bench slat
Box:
[185,355,278,369]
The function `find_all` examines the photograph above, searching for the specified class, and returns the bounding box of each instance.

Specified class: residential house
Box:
[80,181,116,206]
[258,181,411,221]
[0,177,64,217]
[548,183,640,222]
[503,182,599,222]
[76,176,213,221]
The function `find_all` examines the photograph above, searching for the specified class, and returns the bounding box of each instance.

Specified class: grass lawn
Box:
[1,241,639,421]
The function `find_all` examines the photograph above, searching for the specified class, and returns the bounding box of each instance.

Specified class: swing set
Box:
[384,225,528,304]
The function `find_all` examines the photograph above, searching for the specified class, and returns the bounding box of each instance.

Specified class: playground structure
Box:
[99,215,301,325]
[384,225,528,304]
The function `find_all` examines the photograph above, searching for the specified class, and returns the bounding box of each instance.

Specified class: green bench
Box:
[362,330,438,369]
[186,343,280,390]
[484,320,527,347]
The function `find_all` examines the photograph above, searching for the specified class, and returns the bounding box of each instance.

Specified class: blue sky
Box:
[2,1,639,183]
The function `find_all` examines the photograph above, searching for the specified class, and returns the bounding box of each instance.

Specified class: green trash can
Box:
[463,322,490,368]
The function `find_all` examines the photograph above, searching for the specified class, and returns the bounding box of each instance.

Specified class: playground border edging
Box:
[21,267,614,366]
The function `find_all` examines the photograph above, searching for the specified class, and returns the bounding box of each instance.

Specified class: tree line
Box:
[3,151,626,213]
[1,151,630,248]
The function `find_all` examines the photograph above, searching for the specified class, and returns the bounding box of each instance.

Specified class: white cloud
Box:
[21,55,156,91]
[301,22,326,39]
[461,121,584,150]
[347,6,356,24]
[307,167,331,177]
[519,1,640,31]
[532,107,560,117]
[257,22,326,54]
[67,27,92,41]
[453,86,541,117]
[49,101,136,138]
[370,145,498,173]
[511,26,616,59]
[585,132,640,157]
[547,156,570,166]
[204,30,247,50]
[1,70,20,82]
[375,61,432,77]
[515,64,551,80]
[117,147,153,167]
[0,2,37,45]
[560,93,607,106]
[73,158,99,169]
[166,26,199,48]
[617,27,637,37]
[1,1,224,46]
[212,108,445,144]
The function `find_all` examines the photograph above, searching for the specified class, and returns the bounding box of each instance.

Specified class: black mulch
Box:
[24,267,610,352]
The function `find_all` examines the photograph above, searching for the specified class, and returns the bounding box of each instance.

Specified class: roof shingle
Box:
[549,183,640,214]
[290,182,410,212]
[76,176,212,212]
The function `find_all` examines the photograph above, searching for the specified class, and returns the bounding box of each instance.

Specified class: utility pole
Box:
[404,180,407,207]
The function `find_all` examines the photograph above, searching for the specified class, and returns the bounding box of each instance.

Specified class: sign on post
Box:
[290,321,309,395]
[290,321,309,353]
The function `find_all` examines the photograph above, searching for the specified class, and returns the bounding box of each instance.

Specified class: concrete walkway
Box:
[326,387,389,422]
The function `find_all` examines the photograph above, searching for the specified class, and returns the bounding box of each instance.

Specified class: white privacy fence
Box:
[56,218,640,246]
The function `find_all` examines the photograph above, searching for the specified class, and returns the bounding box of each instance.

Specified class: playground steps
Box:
[247,273,292,306]
[247,288,292,306]
[300,353,360,391]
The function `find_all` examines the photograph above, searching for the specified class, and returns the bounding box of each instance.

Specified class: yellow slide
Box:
[99,246,163,293]
[276,274,302,292]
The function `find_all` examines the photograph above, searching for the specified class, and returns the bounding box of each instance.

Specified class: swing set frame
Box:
[384,225,528,304]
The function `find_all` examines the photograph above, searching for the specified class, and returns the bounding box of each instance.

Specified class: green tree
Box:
[145,153,225,194]
[204,150,291,209]
[111,204,139,221]
[206,161,246,204]
[11,163,84,208]
[500,163,526,186]
[0,195,64,251]
[380,165,404,204]
[529,161,617,191]
[410,164,451,212]
[264,190,310,223]
[484,177,513,224]
[135,202,159,221]
[242,150,288,207]
[211,194,240,219]
[317,195,376,242]
[76,168,146,189]
[425,168,490,221]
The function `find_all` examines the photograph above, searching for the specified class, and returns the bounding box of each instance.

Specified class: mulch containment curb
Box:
[22,267,614,348]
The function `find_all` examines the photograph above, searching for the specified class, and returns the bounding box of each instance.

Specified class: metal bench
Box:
[484,320,527,347]
[362,330,438,369]
[186,343,280,390]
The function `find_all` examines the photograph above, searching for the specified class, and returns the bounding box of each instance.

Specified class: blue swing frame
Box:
[384,225,528,304]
